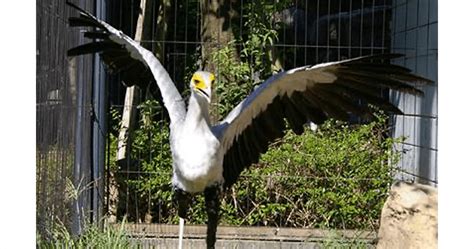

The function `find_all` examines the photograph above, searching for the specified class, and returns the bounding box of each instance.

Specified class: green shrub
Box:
[221,113,401,229]
[109,100,176,223]
[111,102,401,230]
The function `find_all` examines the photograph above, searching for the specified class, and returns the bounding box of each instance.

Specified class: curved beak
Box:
[195,87,210,99]
[193,83,211,102]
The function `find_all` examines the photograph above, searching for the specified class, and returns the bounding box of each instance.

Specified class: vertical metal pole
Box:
[92,0,107,225]
[72,0,91,235]
[72,54,85,236]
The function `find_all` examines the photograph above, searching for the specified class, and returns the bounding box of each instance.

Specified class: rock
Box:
[376,181,437,249]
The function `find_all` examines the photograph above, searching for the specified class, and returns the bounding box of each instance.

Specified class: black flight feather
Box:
[67,41,122,56]
[68,16,101,28]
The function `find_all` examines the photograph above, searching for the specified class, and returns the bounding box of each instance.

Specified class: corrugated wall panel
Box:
[36,0,95,238]
[390,0,438,185]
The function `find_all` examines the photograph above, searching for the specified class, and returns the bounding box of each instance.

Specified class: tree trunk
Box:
[200,0,239,123]
[155,0,171,62]
[117,0,167,163]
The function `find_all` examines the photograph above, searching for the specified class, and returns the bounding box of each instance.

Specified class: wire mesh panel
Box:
[36,0,95,239]
[100,0,410,243]
[390,0,438,185]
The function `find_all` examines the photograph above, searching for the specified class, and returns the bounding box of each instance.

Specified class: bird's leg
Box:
[204,185,221,249]
[173,187,191,249]
[178,217,185,249]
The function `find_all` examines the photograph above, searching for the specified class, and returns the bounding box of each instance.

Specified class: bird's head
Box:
[190,71,214,103]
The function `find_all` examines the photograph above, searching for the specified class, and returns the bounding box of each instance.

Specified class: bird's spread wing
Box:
[66,2,186,124]
[213,54,433,188]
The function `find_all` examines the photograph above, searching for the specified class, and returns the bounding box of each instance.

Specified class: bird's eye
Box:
[194,79,201,85]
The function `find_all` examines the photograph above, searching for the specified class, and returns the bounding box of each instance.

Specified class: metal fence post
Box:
[91,0,108,226]
[72,19,89,236]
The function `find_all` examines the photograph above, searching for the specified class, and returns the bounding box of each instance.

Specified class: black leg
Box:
[173,186,191,218]
[204,185,221,249]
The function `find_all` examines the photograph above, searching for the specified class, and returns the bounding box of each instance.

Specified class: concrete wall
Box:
[117,224,376,249]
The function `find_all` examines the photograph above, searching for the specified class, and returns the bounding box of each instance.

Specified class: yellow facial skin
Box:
[192,74,206,90]
[192,73,215,90]
[209,73,215,83]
